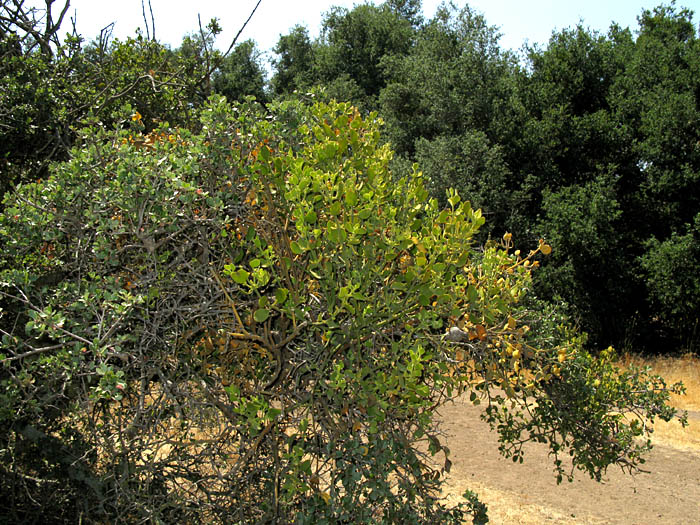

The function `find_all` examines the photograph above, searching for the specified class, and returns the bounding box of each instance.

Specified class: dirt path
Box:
[437,397,700,524]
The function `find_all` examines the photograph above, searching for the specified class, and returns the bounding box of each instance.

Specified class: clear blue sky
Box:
[43,0,700,61]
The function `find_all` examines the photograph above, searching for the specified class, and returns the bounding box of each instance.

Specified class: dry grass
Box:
[618,352,700,410]
[441,480,607,525]
[645,415,700,453]
[617,352,700,453]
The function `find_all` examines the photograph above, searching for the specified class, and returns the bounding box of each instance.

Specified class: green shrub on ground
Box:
[0,95,685,523]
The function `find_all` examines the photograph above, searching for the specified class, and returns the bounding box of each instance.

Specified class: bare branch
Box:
[1,342,69,362]
[198,13,212,93]
[147,0,155,41]
[0,0,70,55]
[140,0,149,40]
[195,0,263,90]
[222,0,262,58]
[97,21,114,54]
[138,0,156,41]
[47,0,71,47]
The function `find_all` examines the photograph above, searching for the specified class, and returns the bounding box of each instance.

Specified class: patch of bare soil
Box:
[438,396,700,525]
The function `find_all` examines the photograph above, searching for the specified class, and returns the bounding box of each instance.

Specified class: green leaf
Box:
[232,269,250,284]
[437,210,450,224]
[275,288,289,305]
[321,143,338,160]
[254,308,270,323]
[345,189,358,206]
[358,208,372,220]
[290,241,304,255]
[328,226,342,243]
[304,210,317,224]
[329,201,342,216]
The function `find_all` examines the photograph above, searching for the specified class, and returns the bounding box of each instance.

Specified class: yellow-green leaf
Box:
[254,308,270,323]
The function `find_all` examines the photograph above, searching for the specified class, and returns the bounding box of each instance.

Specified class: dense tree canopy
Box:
[521,5,700,350]
[211,39,268,103]
[271,1,418,108]
[271,25,316,95]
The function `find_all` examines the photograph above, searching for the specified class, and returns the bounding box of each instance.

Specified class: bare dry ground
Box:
[438,393,700,524]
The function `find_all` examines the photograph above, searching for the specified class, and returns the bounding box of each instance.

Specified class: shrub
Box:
[639,214,700,350]
[0,95,685,523]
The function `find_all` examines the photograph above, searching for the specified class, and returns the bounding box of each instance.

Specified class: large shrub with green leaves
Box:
[0,28,203,197]
[0,1,263,201]
[0,95,685,523]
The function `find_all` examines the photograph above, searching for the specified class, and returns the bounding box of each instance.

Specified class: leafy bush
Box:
[0,3,233,200]
[535,176,627,342]
[0,96,685,523]
[0,30,203,198]
[640,214,700,349]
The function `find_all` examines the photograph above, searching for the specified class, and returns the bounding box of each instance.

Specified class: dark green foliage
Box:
[317,4,414,101]
[212,39,268,103]
[385,0,423,26]
[271,1,417,108]
[507,24,635,343]
[510,9,700,350]
[413,132,516,236]
[375,2,699,352]
[378,2,530,243]
[535,176,628,341]
[620,5,700,237]
[271,25,316,95]
[380,3,517,157]
[0,29,204,197]
[78,35,205,129]
[0,5,266,201]
[639,214,700,343]
[0,33,61,195]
